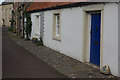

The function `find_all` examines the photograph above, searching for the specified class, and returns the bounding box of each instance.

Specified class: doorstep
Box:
[85,62,100,70]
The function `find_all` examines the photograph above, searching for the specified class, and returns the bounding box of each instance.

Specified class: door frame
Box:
[82,4,104,68]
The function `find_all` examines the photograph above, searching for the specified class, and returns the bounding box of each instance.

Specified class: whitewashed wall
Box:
[103,3,119,76]
[31,3,119,76]
[118,2,120,77]
[44,7,84,62]
[31,13,41,39]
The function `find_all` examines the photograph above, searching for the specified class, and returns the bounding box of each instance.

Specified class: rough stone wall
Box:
[2,3,13,27]
[0,5,2,26]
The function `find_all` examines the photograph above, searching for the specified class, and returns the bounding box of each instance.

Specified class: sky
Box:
[0,0,4,4]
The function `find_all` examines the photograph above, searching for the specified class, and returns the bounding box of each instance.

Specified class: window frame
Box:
[35,15,40,35]
[53,11,61,41]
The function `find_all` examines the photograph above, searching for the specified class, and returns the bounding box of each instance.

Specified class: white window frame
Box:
[53,11,61,41]
[34,15,40,36]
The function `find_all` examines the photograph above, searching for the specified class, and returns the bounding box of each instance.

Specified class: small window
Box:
[55,14,60,36]
[35,15,40,34]
[53,13,61,41]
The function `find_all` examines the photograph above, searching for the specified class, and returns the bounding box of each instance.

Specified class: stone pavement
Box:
[8,31,117,78]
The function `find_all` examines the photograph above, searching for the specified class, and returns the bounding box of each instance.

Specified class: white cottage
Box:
[27,2,120,77]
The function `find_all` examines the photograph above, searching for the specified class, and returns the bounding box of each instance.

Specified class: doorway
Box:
[90,13,101,66]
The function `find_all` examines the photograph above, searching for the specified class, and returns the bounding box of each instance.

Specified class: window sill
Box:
[52,36,61,42]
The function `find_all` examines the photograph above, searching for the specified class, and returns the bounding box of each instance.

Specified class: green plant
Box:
[36,37,43,46]
[9,27,13,31]
[24,11,32,40]
[2,19,5,26]
[9,19,15,28]
[2,18,4,22]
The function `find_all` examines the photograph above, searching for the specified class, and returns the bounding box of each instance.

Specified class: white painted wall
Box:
[31,13,41,39]
[44,7,84,62]
[31,3,119,76]
[118,2,120,77]
[103,3,118,76]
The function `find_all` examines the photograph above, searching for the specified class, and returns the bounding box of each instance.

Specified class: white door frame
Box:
[82,4,104,68]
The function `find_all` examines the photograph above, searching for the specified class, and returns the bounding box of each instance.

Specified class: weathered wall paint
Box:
[44,7,84,62]
[31,3,119,76]
[2,4,13,27]
[103,3,118,76]
[40,12,44,39]
[118,2,120,77]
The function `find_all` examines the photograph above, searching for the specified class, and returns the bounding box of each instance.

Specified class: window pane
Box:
[55,14,60,36]
[57,16,59,20]
[54,13,60,37]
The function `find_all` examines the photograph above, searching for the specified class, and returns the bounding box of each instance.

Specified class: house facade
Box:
[28,2,74,39]
[27,2,120,77]
[0,5,2,26]
[1,2,13,27]
[30,12,44,39]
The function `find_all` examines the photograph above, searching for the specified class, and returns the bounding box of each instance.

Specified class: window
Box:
[53,13,61,41]
[55,14,60,36]
[35,15,40,35]
[10,8,13,14]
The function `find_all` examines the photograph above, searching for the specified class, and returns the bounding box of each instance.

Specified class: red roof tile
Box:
[27,2,76,11]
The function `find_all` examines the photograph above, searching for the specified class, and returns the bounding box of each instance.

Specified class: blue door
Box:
[90,13,101,66]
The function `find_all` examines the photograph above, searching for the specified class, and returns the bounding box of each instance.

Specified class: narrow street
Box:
[2,27,66,78]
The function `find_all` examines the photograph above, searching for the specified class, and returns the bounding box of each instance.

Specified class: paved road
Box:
[2,27,66,78]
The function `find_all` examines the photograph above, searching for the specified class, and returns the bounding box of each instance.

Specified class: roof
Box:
[2,2,13,5]
[27,2,76,12]
[27,2,104,13]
